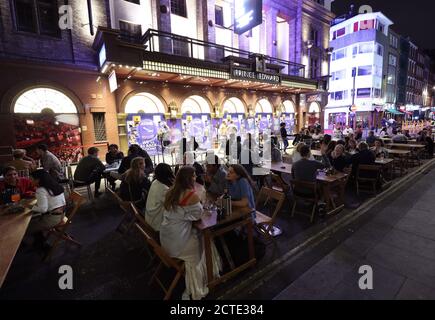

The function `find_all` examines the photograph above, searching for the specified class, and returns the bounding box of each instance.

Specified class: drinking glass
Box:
[11,193,21,203]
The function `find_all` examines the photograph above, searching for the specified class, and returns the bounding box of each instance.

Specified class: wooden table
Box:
[0,198,36,288]
[311,150,322,159]
[261,162,348,215]
[375,158,394,181]
[195,206,256,290]
[386,149,411,176]
[386,143,425,150]
[316,171,348,215]
[261,161,292,174]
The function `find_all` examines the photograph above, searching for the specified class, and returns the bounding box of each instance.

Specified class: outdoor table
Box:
[103,162,121,188]
[375,158,394,181]
[316,171,348,215]
[386,149,411,176]
[261,162,348,215]
[311,149,322,159]
[0,198,36,287]
[194,206,256,290]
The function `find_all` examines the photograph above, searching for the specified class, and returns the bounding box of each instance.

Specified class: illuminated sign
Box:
[99,44,107,68]
[231,69,280,84]
[108,70,118,93]
[234,0,263,35]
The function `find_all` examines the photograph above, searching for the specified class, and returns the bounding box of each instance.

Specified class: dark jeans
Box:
[75,170,102,193]
[283,138,289,151]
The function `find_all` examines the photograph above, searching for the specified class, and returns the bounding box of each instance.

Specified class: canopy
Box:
[385,109,404,115]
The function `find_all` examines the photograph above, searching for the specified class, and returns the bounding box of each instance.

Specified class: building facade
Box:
[0,0,119,163]
[0,0,334,160]
[325,11,393,132]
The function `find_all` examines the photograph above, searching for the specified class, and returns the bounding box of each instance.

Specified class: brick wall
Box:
[0,0,109,69]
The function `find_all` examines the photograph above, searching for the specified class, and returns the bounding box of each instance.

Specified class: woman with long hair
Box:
[119,157,151,209]
[27,169,66,252]
[160,166,221,300]
[226,164,256,218]
[145,163,175,231]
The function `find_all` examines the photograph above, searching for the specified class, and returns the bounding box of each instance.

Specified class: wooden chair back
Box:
[107,186,131,214]
[290,180,318,202]
[356,164,381,182]
[256,187,286,224]
[130,203,159,243]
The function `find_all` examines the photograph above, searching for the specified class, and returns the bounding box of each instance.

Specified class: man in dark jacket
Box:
[74,147,106,197]
[280,123,289,153]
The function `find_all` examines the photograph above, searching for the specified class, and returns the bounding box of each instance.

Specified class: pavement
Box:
[272,162,435,300]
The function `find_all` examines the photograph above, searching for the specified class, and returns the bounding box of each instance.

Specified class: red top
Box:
[0,177,35,197]
[179,191,195,207]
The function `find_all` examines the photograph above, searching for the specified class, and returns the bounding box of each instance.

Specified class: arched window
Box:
[308,102,320,113]
[125,92,166,114]
[255,98,273,114]
[223,97,245,114]
[282,100,295,113]
[14,87,77,114]
[181,95,211,114]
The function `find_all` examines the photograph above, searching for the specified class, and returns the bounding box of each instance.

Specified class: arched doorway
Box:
[255,98,273,134]
[307,102,321,127]
[181,95,212,149]
[124,92,170,157]
[221,97,247,138]
[280,100,296,134]
[13,87,82,163]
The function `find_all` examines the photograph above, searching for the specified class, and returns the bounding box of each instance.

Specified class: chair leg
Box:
[164,270,183,300]
[310,203,316,223]
[356,181,360,196]
[291,201,297,218]
[149,262,163,285]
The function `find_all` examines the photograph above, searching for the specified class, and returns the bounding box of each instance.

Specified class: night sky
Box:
[331,0,435,50]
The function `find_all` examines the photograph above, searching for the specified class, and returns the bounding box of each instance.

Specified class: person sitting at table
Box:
[27,169,66,254]
[345,138,357,154]
[145,163,175,231]
[204,155,227,198]
[392,130,408,143]
[292,145,326,183]
[37,144,64,181]
[0,166,35,204]
[160,166,222,300]
[293,142,314,163]
[118,144,153,176]
[175,151,205,186]
[105,144,124,190]
[119,157,151,210]
[371,139,389,158]
[270,136,283,163]
[355,125,363,141]
[7,149,36,172]
[366,131,376,146]
[226,164,256,219]
[350,142,376,178]
[74,147,106,198]
[106,144,124,165]
[329,145,350,173]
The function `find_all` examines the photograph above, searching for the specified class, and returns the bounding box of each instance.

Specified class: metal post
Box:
[352,67,357,130]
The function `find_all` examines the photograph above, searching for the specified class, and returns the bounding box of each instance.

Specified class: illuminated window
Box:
[12,0,59,37]
[223,97,245,114]
[181,96,211,114]
[255,99,273,114]
[125,93,166,114]
[14,87,77,114]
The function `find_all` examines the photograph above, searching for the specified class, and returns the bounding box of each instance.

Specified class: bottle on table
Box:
[222,188,232,218]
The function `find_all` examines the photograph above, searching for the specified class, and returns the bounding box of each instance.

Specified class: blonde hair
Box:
[124,157,145,184]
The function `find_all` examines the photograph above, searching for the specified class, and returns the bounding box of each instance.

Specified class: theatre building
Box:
[0,0,334,160]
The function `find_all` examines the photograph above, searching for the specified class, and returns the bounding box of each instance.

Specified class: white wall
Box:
[110,0,155,34]
[276,17,289,61]
[170,0,204,59]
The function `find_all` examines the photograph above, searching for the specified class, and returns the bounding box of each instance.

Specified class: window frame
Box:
[11,0,60,38]
[170,0,188,18]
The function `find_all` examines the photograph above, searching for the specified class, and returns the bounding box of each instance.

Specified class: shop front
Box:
[181,95,212,149]
[307,102,321,127]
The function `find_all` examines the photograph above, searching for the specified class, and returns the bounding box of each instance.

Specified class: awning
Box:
[385,109,404,115]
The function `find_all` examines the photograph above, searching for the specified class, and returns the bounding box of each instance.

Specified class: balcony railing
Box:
[135,29,306,78]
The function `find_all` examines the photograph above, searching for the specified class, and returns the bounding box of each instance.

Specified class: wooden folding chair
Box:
[356,164,381,196]
[134,219,185,300]
[255,187,286,243]
[44,191,85,261]
[290,180,319,223]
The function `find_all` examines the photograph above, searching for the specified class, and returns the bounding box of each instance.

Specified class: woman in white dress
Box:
[160,166,221,300]
[145,163,175,231]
